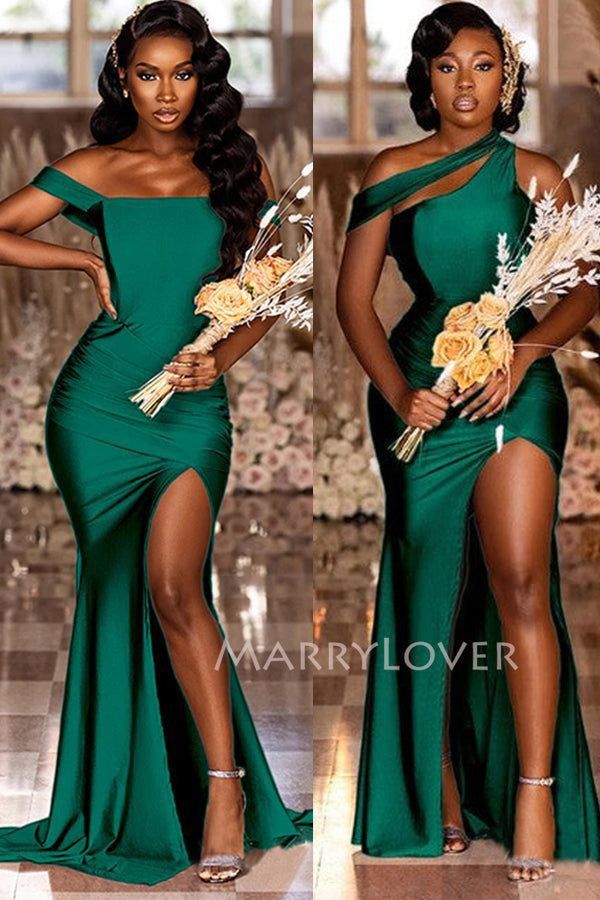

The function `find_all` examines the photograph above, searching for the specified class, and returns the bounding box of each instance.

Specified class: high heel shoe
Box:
[507,774,556,883]
[197,766,247,884]
[441,749,470,853]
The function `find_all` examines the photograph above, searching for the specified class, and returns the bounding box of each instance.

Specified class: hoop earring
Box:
[430,93,437,110]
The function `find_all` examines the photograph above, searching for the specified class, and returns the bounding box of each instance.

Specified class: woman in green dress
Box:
[0,0,310,886]
[337,2,599,884]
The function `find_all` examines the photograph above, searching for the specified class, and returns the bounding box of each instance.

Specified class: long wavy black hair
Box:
[406,2,528,134]
[90,0,267,280]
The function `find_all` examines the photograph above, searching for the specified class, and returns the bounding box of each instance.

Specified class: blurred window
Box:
[0,0,281,101]
[315,0,542,148]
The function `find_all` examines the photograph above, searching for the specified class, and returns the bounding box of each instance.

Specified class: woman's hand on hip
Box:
[449,358,529,421]
[396,387,450,430]
[82,252,117,320]
[164,351,222,391]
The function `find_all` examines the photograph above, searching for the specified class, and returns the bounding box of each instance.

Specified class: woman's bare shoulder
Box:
[47,145,113,186]
[359,137,437,191]
[514,145,565,195]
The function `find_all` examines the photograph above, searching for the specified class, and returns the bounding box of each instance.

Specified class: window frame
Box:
[0,0,286,106]
[315,0,549,151]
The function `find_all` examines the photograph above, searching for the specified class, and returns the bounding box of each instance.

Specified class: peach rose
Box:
[453,350,494,390]
[194,278,253,324]
[486,328,514,371]
[443,301,478,332]
[474,292,511,329]
[242,256,293,296]
[242,261,275,296]
[431,329,482,367]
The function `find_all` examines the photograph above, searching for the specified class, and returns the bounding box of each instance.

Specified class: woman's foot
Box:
[442,750,469,852]
[197,774,246,883]
[508,778,555,882]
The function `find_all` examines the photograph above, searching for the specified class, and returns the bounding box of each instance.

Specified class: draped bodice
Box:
[347,128,533,305]
[346,128,551,388]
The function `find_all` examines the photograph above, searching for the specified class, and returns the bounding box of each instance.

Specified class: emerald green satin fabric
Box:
[347,129,600,859]
[0,166,311,884]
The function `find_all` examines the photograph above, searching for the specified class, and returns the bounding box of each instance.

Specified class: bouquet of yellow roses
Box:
[130,164,313,418]
[391,155,600,462]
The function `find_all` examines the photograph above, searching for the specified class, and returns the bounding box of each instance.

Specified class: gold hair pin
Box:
[110,3,144,69]
[500,25,525,115]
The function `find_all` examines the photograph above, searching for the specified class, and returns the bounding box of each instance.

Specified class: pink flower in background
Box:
[299,443,312,463]
[275,398,304,426]
[282,445,304,467]
[268,423,291,447]
[288,462,312,491]
[237,392,267,417]
[568,447,596,477]
[239,464,273,493]
[261,449,285,472]
[251,431,272,453]
[231,446,254,472]
[297,415,313,440]
[241,379,269,398]
[271,367,294,391]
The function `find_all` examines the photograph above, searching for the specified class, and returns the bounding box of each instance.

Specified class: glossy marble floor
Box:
[314,517,600,900]
[0,490,312,899]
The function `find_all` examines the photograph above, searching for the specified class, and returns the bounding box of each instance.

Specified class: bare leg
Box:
[472,438,559,881]
[147,468,243,881]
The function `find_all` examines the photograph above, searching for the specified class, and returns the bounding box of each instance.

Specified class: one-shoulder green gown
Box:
[346,128,600,859]
[0,166,311,884]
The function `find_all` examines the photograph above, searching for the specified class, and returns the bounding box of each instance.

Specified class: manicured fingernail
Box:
[470,415,478,421]
[459,410,467,418]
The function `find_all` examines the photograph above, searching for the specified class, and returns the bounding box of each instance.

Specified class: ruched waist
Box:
[47,315,230,441]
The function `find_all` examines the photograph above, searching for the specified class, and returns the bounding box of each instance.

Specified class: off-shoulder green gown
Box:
[0,166,311,884]
[346,127,600,859]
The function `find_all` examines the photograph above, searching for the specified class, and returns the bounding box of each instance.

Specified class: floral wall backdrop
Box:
[0,126,312,495]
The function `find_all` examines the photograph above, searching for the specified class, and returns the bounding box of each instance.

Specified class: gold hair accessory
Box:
[500,25,525,115]
[110,3,144,70]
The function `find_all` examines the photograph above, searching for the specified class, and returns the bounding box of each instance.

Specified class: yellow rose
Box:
[194,278,253,325]
[474,292,511,329]
[443,301,478,332]
[242,261,274,296]
[242,256,293,297]
[452,362,473,392]
[486,328,514,371]
[431,329,482,368]
[453,350,494,391]
[260,255,293,280]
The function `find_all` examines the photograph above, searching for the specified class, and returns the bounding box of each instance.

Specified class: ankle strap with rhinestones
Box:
[207,766,245,779]
[519,775,555,786]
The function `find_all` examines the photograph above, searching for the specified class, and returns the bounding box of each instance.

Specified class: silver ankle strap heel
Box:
[507,774,556,883]
[441,749,470,853]
[197,766,247,884]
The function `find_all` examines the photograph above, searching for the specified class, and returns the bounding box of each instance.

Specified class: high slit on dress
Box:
[0,165,311,884]
[346,127,600,859]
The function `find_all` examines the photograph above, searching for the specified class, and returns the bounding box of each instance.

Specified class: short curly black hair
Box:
[406,2,528,134]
